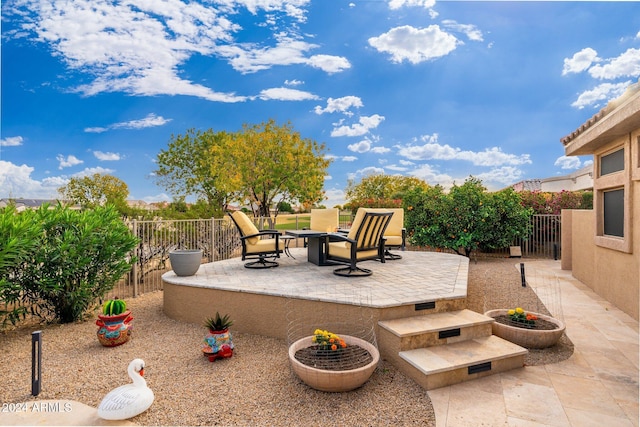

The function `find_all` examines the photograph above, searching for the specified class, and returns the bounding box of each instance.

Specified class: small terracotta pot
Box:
[484,309,565,349]
[288,335,379,392]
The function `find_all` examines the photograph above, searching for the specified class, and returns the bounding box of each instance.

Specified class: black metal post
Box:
[553,243,558,261]
[520,263,526,287]
[31,330,42,396]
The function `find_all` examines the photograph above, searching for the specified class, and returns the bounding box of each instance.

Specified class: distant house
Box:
[510,165,593,193]
[560,81,640,321]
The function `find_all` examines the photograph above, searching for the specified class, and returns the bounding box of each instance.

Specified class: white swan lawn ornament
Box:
[98,359,154,420]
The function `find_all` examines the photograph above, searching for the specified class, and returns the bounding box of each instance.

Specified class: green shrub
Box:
[0,206,42,327]
[2,204,139,325]
[404,177,532,257]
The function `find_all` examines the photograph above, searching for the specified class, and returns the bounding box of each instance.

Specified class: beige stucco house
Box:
[560,82,640,320]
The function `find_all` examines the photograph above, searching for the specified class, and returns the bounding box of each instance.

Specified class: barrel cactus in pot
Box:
[96,297,133,347]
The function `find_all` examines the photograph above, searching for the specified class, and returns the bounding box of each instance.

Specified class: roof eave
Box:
[563,91,640,156]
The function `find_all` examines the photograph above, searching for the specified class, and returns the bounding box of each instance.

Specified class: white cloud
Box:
[323,187,346,208]
[388,0,436,10]
[85,113,171,133]
[258,87,319,101]
[554,155,582,170]
[368,25,459,64]
[588,47,640,80]
[57,154,83,169]
[347,166,386,181]
[408,164,454,188]
[441,20,483,42]
[571,81,631,109]
[219,36,350,74]
[562,47,599,75]
[347,140,371,153]
[371,146,391,154]
[4,0,328,103]
[314,96,363,115]
[331,114,385,137]
[397,140,531,167]
[0,160,65,199]
[72,167,115,177]
[0,136,24,146]
[308,54,351,73]
[284,79,304,86]
[93,151,121,161]
[342,156,358,162]
[475,167,524,189]
[386,164,408,172]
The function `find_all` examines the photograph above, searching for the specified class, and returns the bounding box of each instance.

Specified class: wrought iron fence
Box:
[108,213,562,299]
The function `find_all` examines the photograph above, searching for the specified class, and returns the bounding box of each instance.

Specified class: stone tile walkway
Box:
[428,260,639,427]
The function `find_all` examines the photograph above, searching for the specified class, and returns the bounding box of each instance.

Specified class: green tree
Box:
[225,119,331,218]
[58,173,129,210]
[345,174,429,213]
[155,120,330,218]
[405,177,532,257]
[154,129,234,213]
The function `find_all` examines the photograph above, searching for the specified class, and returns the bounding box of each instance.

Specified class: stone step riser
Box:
[398,352,526,390]
[377,310,528,390]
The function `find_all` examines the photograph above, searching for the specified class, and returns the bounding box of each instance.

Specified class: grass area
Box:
[274,214,310,230]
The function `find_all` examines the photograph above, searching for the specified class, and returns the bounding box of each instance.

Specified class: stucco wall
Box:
[567,208,639,320]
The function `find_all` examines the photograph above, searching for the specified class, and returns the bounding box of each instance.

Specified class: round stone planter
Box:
[288,335,379,392]
[169,249,203,276]
[485,309,566,349]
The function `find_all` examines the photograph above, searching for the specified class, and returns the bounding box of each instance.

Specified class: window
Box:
[603,188,624,237]
[594,141,631,253]
[600,148,624,175]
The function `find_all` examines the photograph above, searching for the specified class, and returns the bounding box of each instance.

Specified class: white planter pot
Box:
[169,249,203,276]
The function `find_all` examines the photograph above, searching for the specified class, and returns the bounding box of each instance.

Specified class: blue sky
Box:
[2,0,640,208]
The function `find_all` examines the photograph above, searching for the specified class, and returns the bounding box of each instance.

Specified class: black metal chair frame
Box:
[325,211,393,277]
[228,212,282,269]
[384,228,406,260]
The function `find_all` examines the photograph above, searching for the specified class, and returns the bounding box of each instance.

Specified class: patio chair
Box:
[366,208,406,260]
[325,209,393,277]
[303,208,340,247]
[228,211,283,269]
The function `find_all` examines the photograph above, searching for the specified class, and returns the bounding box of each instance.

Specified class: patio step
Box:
[378,309,494,352]
[377,309,527,390]
[398,335,528,390]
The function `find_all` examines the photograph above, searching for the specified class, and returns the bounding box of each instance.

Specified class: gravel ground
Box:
[0,256,573,426]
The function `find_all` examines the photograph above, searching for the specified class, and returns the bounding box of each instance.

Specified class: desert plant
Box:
[0,206,42,328]
[14,204,139,324]
[102,298,128,316]
[204,312,233,331]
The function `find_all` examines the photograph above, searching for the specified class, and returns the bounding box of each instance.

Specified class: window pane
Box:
[601,149,624,175]
[603,189,624,237]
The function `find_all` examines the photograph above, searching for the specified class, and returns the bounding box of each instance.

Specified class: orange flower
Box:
[331,344,337,351]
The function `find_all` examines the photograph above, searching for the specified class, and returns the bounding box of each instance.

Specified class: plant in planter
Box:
[96,298,133,347]
[202,312,234,362]
[289,328,380,392]
[485,307,566,349]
